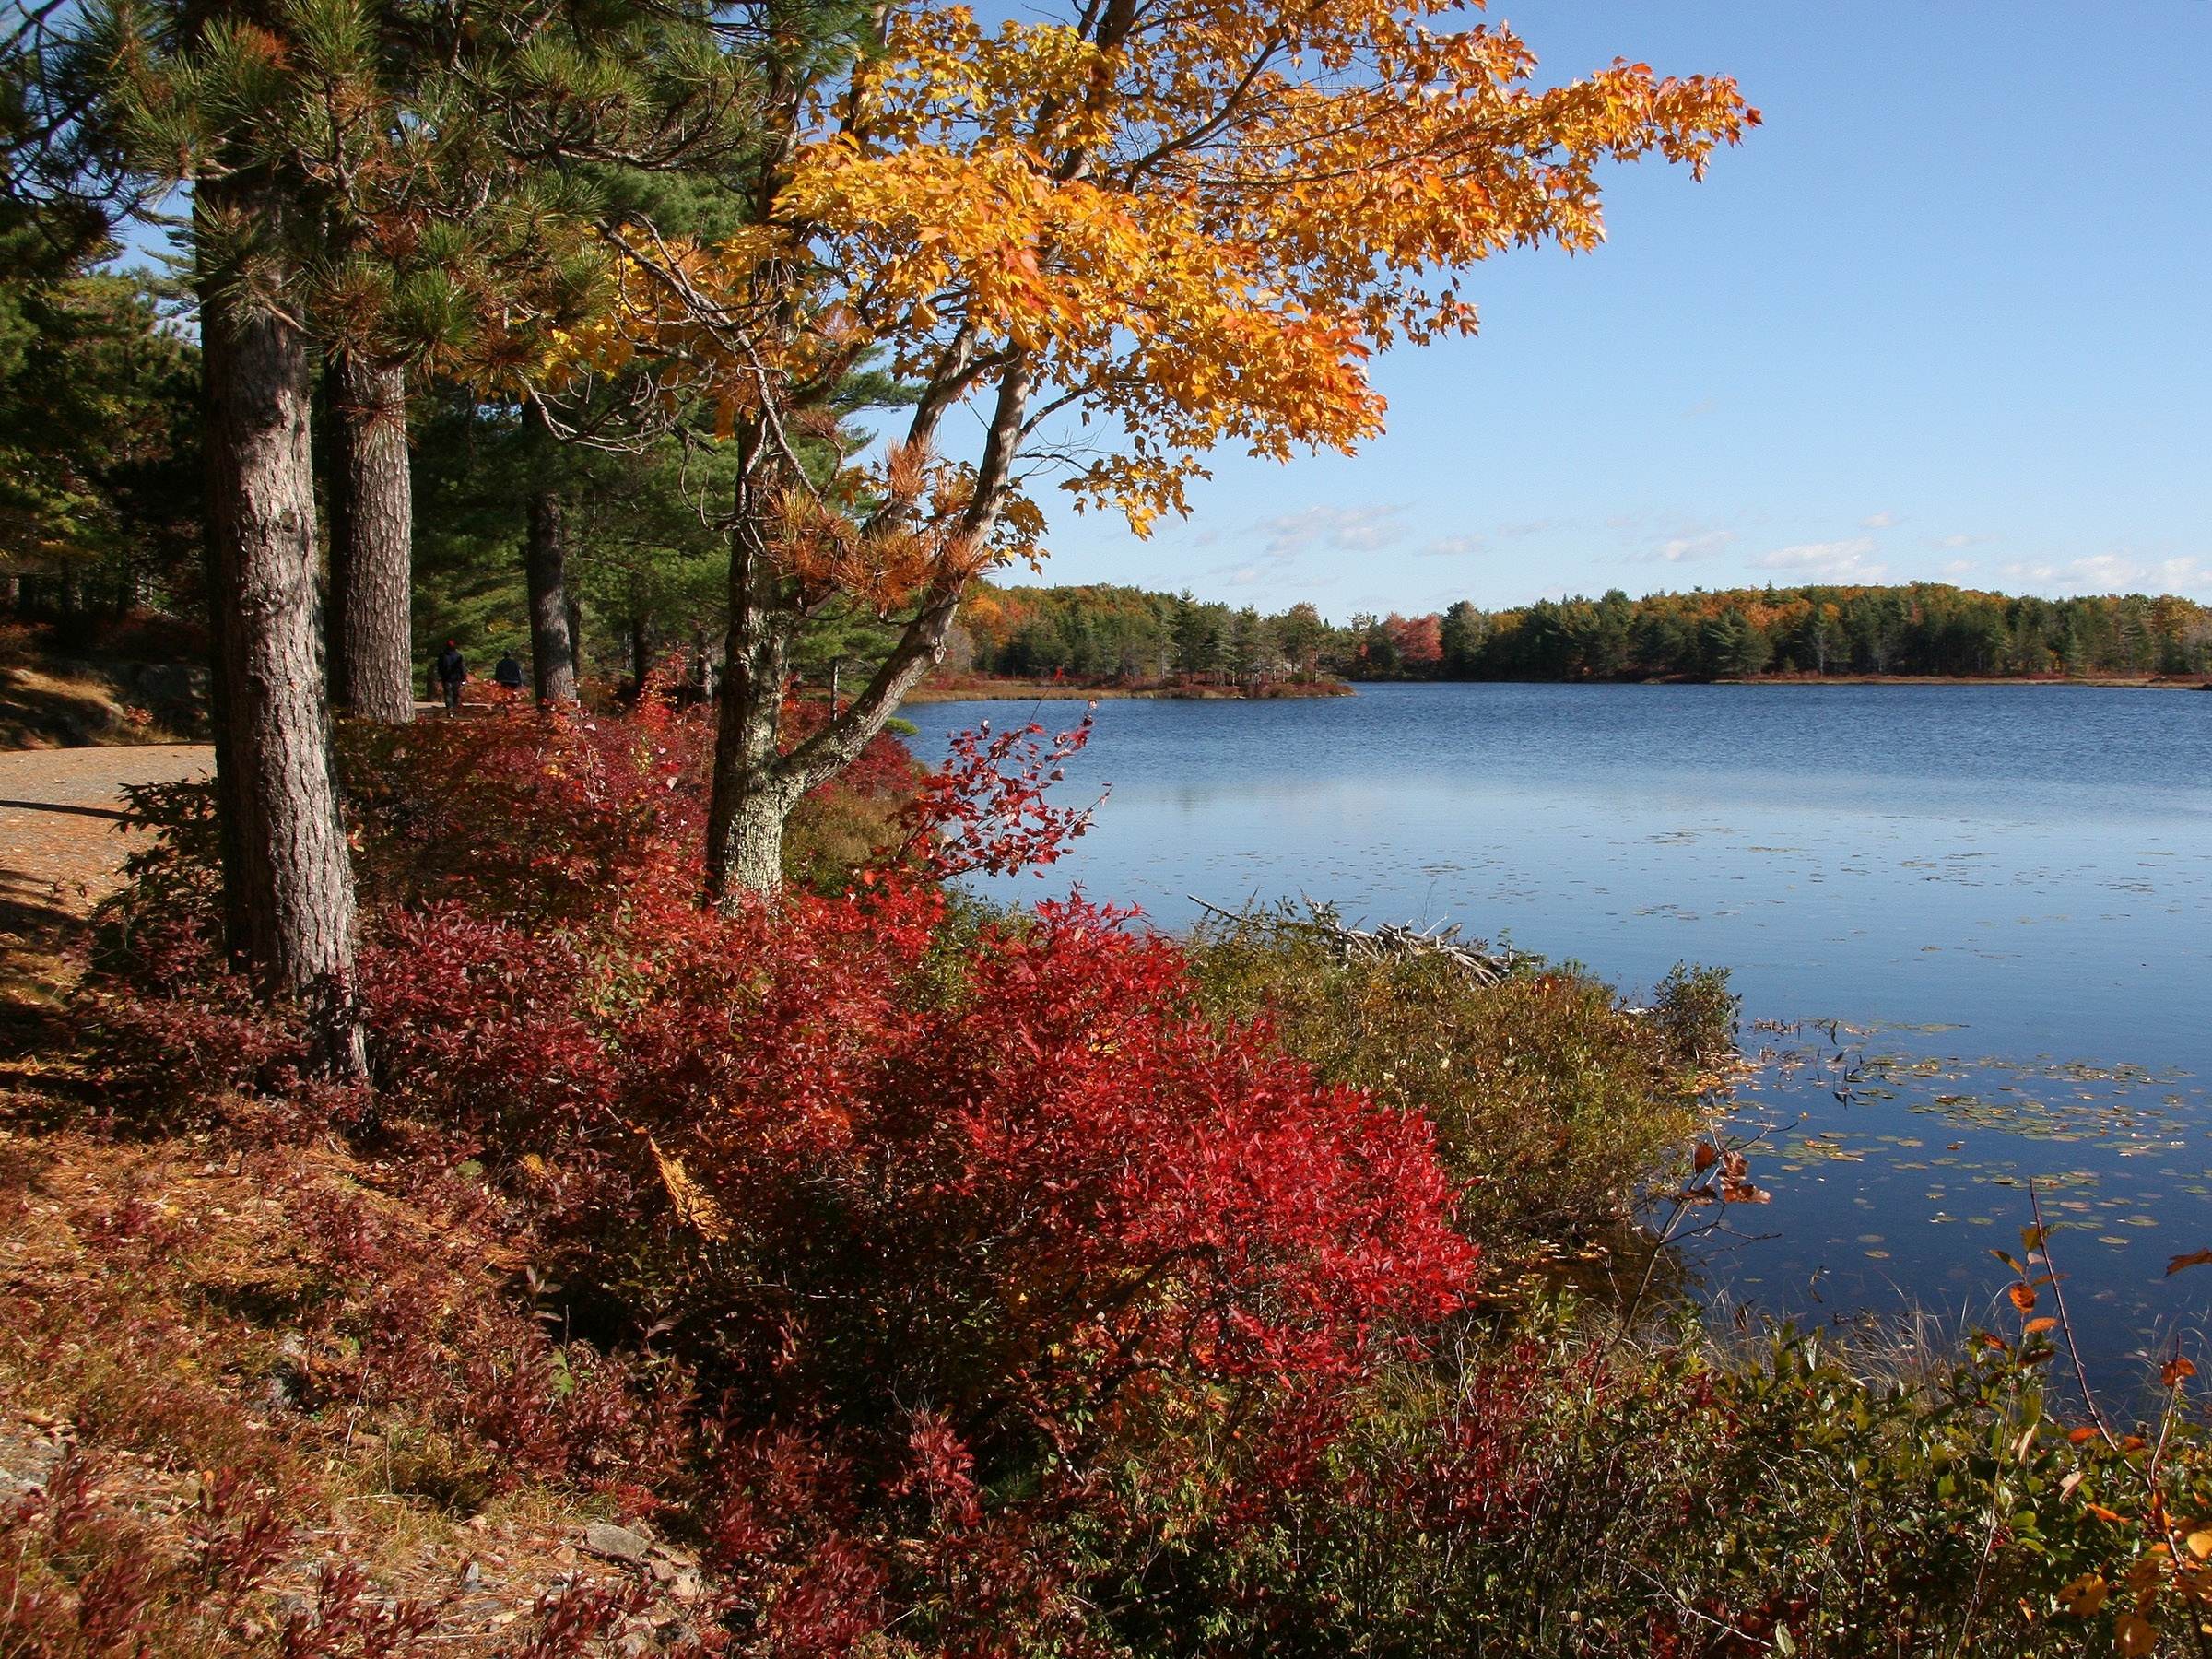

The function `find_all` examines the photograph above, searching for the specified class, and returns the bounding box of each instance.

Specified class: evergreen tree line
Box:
[958,581,2212,683]
[0,265,759,688]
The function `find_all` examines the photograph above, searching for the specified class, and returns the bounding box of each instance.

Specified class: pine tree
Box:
[77,0,743,1059]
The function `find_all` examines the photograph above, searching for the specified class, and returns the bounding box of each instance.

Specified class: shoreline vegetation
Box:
[905,672,1356,702]
[909,666,2212,701]
[949,577,2212,691]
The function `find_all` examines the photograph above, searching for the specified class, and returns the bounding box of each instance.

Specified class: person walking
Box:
[493,651,524,697]
[437,640,467,714]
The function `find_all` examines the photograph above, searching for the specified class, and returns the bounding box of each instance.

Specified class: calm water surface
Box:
[911,683,2212,1384]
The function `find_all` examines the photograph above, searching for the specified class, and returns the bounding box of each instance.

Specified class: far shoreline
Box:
[904,677,1357,703]
[908,672,2212,701]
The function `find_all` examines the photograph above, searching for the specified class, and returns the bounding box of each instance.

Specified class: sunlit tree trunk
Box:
[198,180,366,1079]
[705,508,805,900]
[324,352,415,723]
[525,489,578,702]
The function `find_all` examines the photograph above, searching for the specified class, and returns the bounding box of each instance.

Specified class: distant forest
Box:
[956,582,2212,684]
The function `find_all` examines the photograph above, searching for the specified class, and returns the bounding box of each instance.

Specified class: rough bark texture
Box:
[203,551,254,970]
[200,186,367,1079]
[525,491,578,703]
[324,353,415,723]
[704,522,805,901]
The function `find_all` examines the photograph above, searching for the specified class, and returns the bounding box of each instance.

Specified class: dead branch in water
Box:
[1187,895,1522,985]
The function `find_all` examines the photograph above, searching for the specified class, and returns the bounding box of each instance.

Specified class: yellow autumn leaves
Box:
[2057,1528,2212,1653]
[544,0,1755,560]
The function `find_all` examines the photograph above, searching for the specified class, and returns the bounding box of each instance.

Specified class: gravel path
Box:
[0,744,213,917]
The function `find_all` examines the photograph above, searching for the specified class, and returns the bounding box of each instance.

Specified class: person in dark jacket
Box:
[437,641,466,713]
[493,652,524,694]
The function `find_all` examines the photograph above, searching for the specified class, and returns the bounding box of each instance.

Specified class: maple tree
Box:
[544,0,1758,898]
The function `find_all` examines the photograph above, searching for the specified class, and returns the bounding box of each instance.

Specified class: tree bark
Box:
[525,490,578,702]
[704,515,803,901]
[702,361,1030,907]
[324,352,416,723]
[203,547,254,971]
[198,183,367,1079]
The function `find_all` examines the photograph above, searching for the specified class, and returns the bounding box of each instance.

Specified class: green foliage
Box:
[1137,1299,2207,1657]
[1470,582,2212,681]
[957,579,2212,686]
[409,392,735,674]
[959,582,1338,684]
[1183,905,1726,1242]
[88,0,751,370]
[0,269,200,604]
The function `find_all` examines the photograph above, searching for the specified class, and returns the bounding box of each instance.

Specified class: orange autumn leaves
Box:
[548,0,1755,601]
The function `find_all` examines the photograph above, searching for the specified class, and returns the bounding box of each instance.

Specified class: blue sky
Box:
[1009,2,2212,618]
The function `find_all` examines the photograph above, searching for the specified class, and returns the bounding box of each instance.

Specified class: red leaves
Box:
[897,711,1102,879]
[1689,1141,1766,1205]
[359,847,1475,1477]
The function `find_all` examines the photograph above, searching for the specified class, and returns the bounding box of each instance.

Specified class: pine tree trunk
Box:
[525,491,578,702]
[203,553,254,970]
[199,186,366,1079]
[325,353,415,723]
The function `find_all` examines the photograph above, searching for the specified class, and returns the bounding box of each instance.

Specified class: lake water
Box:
[909,683,2212,1391]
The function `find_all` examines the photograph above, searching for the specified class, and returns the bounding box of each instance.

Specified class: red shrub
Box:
[85,693,1484,1653]
[360,877,1473,1468]
[897,711,1100,878]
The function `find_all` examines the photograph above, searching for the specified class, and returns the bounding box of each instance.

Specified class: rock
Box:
[582,1522,652,1564]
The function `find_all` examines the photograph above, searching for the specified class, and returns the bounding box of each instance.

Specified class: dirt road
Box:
[0,744,212,922]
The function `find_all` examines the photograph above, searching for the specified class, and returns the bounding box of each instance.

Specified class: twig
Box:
[2029,1180,2118,1450]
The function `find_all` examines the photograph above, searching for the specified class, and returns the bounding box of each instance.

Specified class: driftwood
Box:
[1187,896,1519,985]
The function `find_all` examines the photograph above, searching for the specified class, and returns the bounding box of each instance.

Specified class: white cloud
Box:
[1255,504,1407,559]
[1656,530,1736,564]
[1227,565,1263,585]
[1421,535,1486,557]
[1999,552,2212,596]
[1941,559,1981,576]
[1860,512,1900,529]
[1753,537,1889,582]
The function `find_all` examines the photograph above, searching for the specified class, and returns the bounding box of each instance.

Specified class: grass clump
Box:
[1185,902,1739,1241]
